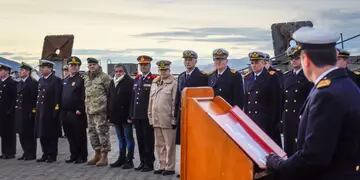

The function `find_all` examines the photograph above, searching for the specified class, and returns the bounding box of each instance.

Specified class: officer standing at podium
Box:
[266,27,360,180]
[243,51,282,145]
[282,46,313,156]
[175,50,208,145]
[208,48,244,108]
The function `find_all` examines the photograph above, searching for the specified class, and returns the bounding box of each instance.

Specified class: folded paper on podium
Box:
[180,87,286,180]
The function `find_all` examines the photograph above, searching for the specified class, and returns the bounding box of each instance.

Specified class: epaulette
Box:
[149,74,157,79]
[354,71,360,75]
[200,71,207,76]
[316,79,331,89]
[269,70,276,76]
[153,76,160,83]
[243,71,252,78]
[207,70,216,76]
[135,74,141,80]
[230,69,237,74]
[284,71,290,75]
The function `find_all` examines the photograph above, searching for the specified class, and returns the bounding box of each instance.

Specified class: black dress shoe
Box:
[74,158,87,164]
[162,170,175,176]
[3,155,15,159]
[36,156,47,162]
[141,164,153,172]
[65,158,76,163]
[46,158,56,163]
[134,162,144,171]
[18,156,25,160]
[154,169,164,174]
[110,158,126,168]
[121,160,134,169]
[24,156,36,161]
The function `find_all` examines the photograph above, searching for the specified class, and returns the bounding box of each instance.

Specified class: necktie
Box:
[186,73,190,80]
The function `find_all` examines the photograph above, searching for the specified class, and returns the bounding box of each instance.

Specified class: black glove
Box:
[266,153,284,171]
[172,125,177,129]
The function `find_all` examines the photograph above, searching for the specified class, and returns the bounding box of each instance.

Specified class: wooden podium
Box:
[180,87,286,180]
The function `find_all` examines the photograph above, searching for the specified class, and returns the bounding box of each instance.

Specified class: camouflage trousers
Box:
[87,113,111,152]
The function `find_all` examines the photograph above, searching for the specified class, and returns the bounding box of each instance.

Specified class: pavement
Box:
[0,126,180,180]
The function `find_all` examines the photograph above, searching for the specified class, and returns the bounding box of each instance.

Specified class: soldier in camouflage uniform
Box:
[83,58,112,166]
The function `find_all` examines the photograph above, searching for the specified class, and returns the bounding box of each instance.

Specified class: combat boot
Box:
[96,152,108,166]
[87,149,101,165]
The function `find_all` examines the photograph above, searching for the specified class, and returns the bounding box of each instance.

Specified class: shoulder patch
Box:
[269,70,276,75]
[316,79,331,89]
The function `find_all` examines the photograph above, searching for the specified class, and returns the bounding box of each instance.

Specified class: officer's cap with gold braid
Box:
[39,60,55,68]
[213,48,229,60]
[264,53,271,61]
[337,49,350,59]
[248,51,266,61]
[156,60,172,70]
[182,50,198,59]
[137,55,153,64]
[286,45,302,59]
[67,56,82,66]
[0,63,11,71]
[19,62,32,71]
[293,27,339,51]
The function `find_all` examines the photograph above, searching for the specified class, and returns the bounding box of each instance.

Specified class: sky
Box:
[0,0,359,73]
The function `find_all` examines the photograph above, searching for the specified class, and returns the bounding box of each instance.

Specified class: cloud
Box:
[132,27,271,43]
[0,52,14,56]
[74,48,181,57]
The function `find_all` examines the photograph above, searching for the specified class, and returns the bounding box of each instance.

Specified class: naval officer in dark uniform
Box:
[336,49,360,87]
[129,55,157,172]
[266,27,360,180]
[175,50,208,145]
[0,63,17,159]
[243,51,282,145]
[61,56,88,164]
[35,60,62,163]
[15,62,38,160]
[208,48,244,108]
[282,46,313,156]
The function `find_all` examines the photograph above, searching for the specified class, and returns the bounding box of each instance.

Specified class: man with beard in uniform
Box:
[243,51,282,145]
[61,56,88,164]
[35,60,62,163]
[266,27,360,180]
[208,48,244,108]
[15,62,38,160]
[0,63,17,159]
[282,46,313,156]
[336,49,360,87]
[128,55,157,172]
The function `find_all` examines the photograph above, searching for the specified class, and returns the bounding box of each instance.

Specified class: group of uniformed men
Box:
[0,26,359,179]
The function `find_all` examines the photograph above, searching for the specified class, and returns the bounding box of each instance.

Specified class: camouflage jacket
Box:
[84,68,111,115]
